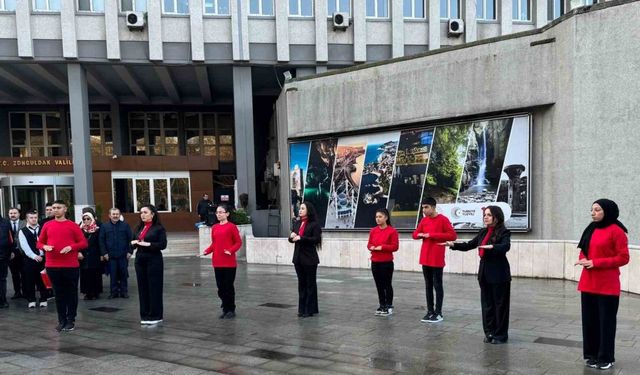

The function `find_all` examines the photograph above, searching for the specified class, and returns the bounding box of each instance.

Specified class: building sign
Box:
[289,114,531,231]
[0,157,74,172]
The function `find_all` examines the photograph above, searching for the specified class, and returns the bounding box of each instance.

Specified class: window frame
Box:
[203,0,230,15]
[366,0,389,18]
[476,0,496,20]
[0,0,17,11]
[120,0,147,12]
[403,0,425,19]
[512,0,531,21]
[184,112,235,161]
[32,0,61,12]
[9,112,63,157]
[111,172,192,213]
[128,112,180,156]
[89,112,113,157]
[439,0,460,19]
[289,0,313,17]
[77,0,104,12]
[162,0,189,15]
[249,0,274,16]
[327,0,350,16]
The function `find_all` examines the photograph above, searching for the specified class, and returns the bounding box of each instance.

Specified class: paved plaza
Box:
[0,257,639,375]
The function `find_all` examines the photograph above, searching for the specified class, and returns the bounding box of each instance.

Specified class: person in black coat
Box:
[442,205,512,344]
[289,202,322,318]
[131,204,167,325]
[79,212,103,300]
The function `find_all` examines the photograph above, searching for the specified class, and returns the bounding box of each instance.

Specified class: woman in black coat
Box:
[442,205,511,344]
[131,204,167,326]
[79,212,103,300]
[289,202,322,318]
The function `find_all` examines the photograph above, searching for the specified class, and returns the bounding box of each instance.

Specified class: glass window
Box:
[204,0,229,14]
[129,112,180,156]
[78,0,104,12]
[114,176,191,213]
[440,0,459,18]
[1,0,17,11]
[9,112,66,157]
[548,0,564,19]
[476,0,495,19]
[249,0,273,15]
[183,112,234,161]
[512,0,530,20]
[170,178,190,212]
[121,0,147,12]
[136,179,150,211]
[403,0,424,18]
[164,0,188,14]
[366,0,388,17]
[33,0,60,11]
[154,179,169,211]
[88,112,113,156]
[289,0,313,16]
[113,179,134,213]
[328,0,349,14]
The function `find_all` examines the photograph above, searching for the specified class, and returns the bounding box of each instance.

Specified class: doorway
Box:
[13,186,55,216]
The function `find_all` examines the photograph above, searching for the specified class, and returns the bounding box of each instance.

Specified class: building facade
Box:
[0,0,580,231]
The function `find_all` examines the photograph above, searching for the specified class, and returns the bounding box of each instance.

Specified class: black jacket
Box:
[289,220,321,266]
[80,229,102,269]
[451,227,511,284]
[0,218,13,261]
[132,224,167,254]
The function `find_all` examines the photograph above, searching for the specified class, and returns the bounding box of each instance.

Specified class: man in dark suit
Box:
[8,208,25,299]
[196,194,214,223]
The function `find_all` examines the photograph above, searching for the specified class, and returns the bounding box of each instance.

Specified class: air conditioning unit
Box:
[332,12,350,30]
[448,19,464,36]
[126,11,146,31]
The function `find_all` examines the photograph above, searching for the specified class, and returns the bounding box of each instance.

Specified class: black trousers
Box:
[214,267,237,313]
[23,258,47,303]
[422,266,444,315]
[47,267,79,324]
[294,264,318,315]
[479,279,510,341]
[8,252,23,296]
[135,253,164,320]
[0,259,8,304]
[109,257,129,295]
[80,268,103,297]
[371,261,394,308]
[581,292,619,363]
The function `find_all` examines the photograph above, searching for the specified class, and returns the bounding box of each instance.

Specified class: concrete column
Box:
[148,0,163,61]
[15,0,33,57]
[61,0,78,58]
[67,64,95,221]
[190,0,205,61]
[428,0,441,50]
[105,0,121,59]
[0,110,9,156]
[315,0,328,62]
[353,0,366,62]
[535,0,548,28]
[276,89,291,236]
[232,66,256,213]
[501,0,513,35]
[464,0,477,43]
[231,0,250,61]
[391,0,404,58]
[276,0,290,62]
[110,103,124,156]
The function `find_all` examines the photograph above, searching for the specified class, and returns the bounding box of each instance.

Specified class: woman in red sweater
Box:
[575,199,629,370]
[367,208,399,316]
[203,205,242,319]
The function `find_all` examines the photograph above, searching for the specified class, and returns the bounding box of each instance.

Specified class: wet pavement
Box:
[1,257,639,374]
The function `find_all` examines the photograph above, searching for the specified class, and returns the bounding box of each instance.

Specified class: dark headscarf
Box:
[577,199,628,257]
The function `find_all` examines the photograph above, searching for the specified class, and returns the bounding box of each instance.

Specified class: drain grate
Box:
[89,307,121,313]
[534,337,582,348]
[259,303,295,309]
[247,349,296,361]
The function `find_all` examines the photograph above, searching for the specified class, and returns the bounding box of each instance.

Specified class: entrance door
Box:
[14,186,54,215]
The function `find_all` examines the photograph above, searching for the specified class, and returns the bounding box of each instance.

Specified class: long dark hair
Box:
[136,204,161,232]
[301,201,318,222]
[375,208,391,226]
[484,205,506,242]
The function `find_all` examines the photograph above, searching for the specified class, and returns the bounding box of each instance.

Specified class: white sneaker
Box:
[39,301,48,308]
[141,320,150,325]
[147,319,163,325]
[28,302,36,308]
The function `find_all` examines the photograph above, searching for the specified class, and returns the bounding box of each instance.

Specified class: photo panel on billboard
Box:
[289,142,311,220]
[353,132,401,228]
[325,136,367,229]
[497,115,530,230]
[303,139,337,227]
[388,129,434,229]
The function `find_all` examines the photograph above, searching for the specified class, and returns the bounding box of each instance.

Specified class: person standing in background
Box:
[8,208,25,300]
[19,211,48,308]
[99,208,133,299]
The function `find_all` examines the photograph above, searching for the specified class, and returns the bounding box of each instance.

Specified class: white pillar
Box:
[429,0,441,50]
[276,0,290,62]
[190,0,205,61]
[353,0,367,62]
[391,0,405,58]
[315,0,329,62]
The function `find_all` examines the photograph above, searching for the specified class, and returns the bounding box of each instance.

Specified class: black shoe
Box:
[420,312,435,323]
[0,302,9,308]
[120,293,129,299]
[10,294,23,300]
[55,323,65,332]
[490,338,507,345]
[585,359,598,368]
[597,362,613,370]
[223,311,236,319]
[62,321,75,331]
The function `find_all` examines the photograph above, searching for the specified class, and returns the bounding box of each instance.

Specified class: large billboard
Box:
[288,114,531,231]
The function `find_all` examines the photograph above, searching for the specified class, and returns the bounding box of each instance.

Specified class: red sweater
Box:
[367,225,399,262]
[203,222,242,268]
[412,214,457,267]
[578,225,630,296]
[37,219,88,268]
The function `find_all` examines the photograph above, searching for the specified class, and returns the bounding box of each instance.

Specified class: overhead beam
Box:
[153,66,181,104]
[113,65,150,105]
[0,66,51,103]
[86,70,118,103]
[194,66,213,104]
[26,64,68,94]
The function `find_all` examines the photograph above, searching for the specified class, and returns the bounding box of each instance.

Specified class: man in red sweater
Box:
[37,200,88,332]
[412,197,457,323]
